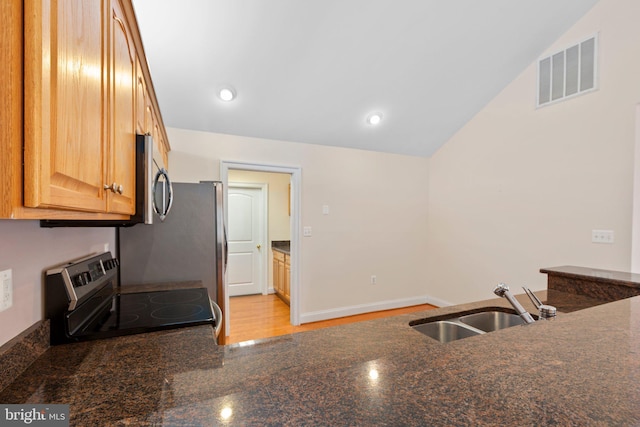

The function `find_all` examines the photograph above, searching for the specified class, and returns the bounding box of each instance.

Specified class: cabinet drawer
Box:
[273,250,285,262]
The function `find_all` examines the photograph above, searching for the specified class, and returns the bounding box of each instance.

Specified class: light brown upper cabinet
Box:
[137,55,169,169]
[108,0,137,214]
[0,0,170,220]
[0,0,23,218]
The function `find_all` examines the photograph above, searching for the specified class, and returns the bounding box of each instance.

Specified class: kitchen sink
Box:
[410,306,535,343]
[458,311,524,333]
[411,320,482,343]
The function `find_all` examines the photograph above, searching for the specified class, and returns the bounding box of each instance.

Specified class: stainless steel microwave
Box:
[40,134,173,228]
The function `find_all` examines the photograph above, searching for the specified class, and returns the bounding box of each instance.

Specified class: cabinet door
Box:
[0,0,22,217]
[108,0,136,214]
[107,0,136,214]
[155,112,170,169]
[135,58,146,134]
[284,255,290,303]
[273,256,279,294]
[24,0,107,212]
[277,258,285,296]
[144,87,154,135]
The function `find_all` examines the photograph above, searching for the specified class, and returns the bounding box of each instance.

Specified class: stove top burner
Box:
[151,304,204,320]
[117,313,140,327]
[149,290,203,305]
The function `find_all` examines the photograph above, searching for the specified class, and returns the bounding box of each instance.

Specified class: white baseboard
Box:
[424,295,455,308]
[299,294,454,324]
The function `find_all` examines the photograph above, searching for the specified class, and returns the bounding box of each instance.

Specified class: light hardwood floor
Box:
[226,294,436,344]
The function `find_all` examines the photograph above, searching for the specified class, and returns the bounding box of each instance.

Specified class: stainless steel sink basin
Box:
[410,307,535,343]
[458,311,525,332]
[411,320,482,343]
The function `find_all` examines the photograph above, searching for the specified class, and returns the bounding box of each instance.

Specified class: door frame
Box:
[221,160,302,337]
[227,182,268,297]
[633,104,640,272]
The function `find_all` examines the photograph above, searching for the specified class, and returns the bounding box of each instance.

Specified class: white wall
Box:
[167,128,433,318]
[427,0,640,304]
[0,221,115,347]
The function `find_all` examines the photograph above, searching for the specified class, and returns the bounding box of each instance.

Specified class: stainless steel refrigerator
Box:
[117,181,226,342]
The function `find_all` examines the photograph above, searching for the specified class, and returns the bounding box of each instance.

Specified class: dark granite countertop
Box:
[2,290,639,426]
[271,240,290,255]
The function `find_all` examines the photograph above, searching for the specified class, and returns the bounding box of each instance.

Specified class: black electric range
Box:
[45,252,221,345]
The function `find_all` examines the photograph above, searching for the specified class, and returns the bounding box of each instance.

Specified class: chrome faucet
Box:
[493,283,557,323]
[493,283,535,324]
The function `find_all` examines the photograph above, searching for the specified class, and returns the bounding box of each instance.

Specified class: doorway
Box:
[632,104,640,272]
[221,161,301,340]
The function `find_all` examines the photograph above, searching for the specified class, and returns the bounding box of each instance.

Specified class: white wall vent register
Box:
[537,34,598,107]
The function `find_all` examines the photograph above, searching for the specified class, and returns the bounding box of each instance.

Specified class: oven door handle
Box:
[211,300,223,338]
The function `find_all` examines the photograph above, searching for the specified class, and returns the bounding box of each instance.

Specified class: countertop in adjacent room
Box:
[1,290,639,426]
[271,240,290,255]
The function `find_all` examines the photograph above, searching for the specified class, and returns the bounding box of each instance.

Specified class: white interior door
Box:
[227,185,264,296]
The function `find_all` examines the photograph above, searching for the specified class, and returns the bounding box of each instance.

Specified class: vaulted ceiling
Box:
[132,0,599,157]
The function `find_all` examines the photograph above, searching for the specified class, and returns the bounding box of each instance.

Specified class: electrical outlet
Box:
[371,275,377,285]
[303,226,312,237]
[592,230,614,244]
[0,269,13,312]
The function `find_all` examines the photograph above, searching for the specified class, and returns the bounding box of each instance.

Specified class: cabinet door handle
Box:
[104,183,118,193]
[256,244,261,250]
[103,183,123,194]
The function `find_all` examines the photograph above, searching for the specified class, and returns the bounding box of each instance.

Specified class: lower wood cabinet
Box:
[273,249,290,306]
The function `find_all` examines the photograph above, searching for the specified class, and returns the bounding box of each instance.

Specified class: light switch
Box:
[322,205,329,215]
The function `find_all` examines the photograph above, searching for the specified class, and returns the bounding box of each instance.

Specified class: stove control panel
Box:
[70,258,119,288]
[46,252,119,311]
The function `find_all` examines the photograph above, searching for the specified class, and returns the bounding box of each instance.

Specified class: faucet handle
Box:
[522,286,543,309]
[522,287,557,320]
[538,304,557,319]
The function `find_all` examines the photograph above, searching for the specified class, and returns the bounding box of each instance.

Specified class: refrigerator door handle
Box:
[223,225,228,271]
[211,300,223,338]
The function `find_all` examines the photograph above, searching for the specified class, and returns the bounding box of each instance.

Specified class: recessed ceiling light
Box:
[366,112,383,125]
[218,86,236,102]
